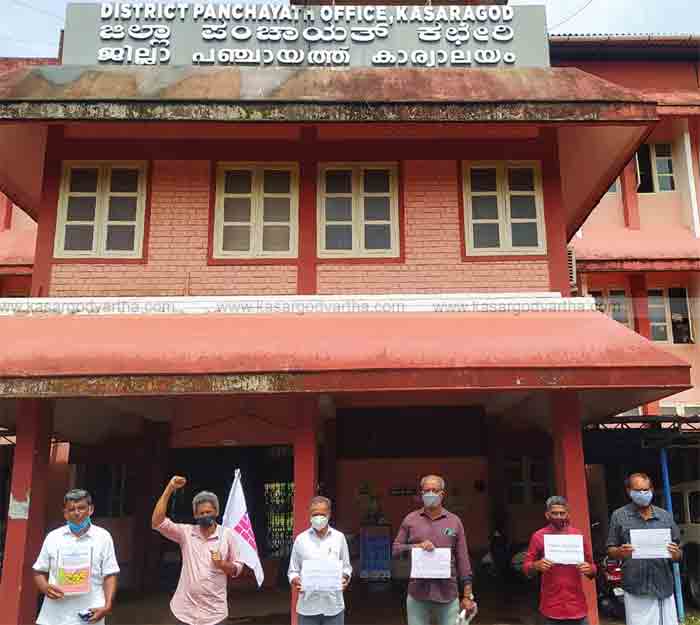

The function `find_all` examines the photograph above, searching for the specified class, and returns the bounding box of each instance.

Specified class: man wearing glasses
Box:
[393,475,476,625]
[33,489,120,625]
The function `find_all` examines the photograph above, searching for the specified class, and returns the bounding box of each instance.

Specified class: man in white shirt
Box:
[33,489,120,625]
[288,496,352,625]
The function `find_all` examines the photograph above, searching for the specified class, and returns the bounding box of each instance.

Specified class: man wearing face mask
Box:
[607,472,682,625]
[288,496,352,625]
[393,475,475,625]
[523,496,596,624]
[152,476,244,625]
[33,489,120,625]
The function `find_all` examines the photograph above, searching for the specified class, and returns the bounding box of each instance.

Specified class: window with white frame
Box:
[55,162,147,258]
[214,164,298,258]
[636,143,675,193]
[463,162,546,255]
[588,288,632,328]
[318,164,399,258]
[648,287,693,344]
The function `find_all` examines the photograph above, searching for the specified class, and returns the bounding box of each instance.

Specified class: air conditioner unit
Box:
[567,246,577,290]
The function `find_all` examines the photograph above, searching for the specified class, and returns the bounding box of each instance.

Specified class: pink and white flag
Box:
[222,469,265,587]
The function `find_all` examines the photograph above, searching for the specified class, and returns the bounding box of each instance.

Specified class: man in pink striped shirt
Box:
[152,476,244,625]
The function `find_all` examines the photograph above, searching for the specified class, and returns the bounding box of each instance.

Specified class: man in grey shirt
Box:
[607,472,682,625]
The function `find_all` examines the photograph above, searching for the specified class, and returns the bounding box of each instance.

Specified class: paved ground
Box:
[109,586,630,625]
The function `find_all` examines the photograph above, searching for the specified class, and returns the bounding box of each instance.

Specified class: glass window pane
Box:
[473,223,500,248]
[530,461,548,483]
[66,196,96,222]
[110,169,139,193]
[656,159,673,175]
[106,225,136,251]
[669,287,692,344]
[325,197,352,222]
[365,224,391,250]
[648,289,665,304]
[108,197,137,222]
[508,485,525,505]
[64,224,94,251]
[224,170,252,194]
[325,170,352,194]
[364,197,390,221]
[532,484,549,503]
[364,170,390,194]
[655,143,672,158]
[470,168,497,193]
[649,306,667,323]
[224,197,251,222]
[510,196,537,220]
[672,493,685,524]
[658,176,675,191]
[505,460,522,482]
[651,324,669,341]
[263,197,291,222]
[472,196,498,220]
[326,224,353,250]
[69,168,98,193]
[223,225,250,251]
[690,492,700,523]
[264,170,291,194]
[508,168,535,192]
[637,145,654,193]
[262,225,290,252]
[589,291,605,313]
[511,222,539,247]
[607,179,619,193]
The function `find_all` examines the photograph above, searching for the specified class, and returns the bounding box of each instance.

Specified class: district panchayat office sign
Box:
[62,3,550,69]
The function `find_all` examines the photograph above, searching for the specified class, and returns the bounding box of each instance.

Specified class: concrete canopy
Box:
[0,311,689,424]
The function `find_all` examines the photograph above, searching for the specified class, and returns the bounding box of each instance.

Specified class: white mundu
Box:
[624,593,678,625]
[33,524,120,625]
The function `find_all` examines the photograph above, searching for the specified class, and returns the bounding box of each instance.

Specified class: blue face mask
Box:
[67,516,91,534]
[422,492,442,508]
[630,490,653,507]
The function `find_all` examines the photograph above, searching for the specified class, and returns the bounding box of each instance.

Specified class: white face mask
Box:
[311,514,329,531]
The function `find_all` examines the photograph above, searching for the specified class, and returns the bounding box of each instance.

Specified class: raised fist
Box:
[170,476,187,490]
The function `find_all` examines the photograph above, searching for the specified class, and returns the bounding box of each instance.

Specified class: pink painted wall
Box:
[335,457,490,553]
[580,190,624,233]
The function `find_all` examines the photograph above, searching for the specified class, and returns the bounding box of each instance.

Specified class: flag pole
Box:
[219,469,241,551]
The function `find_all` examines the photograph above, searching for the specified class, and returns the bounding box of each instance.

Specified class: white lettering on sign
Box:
[93,3,531,68]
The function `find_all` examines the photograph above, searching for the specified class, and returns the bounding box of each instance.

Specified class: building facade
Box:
[0,5,698,625]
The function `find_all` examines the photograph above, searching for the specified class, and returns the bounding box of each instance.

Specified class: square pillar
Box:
[630,273,660,415]
[291,398,319,625]
[550,391,599,625]
[0,399,52,625]
[621,160,640,229]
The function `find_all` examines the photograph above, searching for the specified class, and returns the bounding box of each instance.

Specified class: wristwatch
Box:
[464,593,475,601]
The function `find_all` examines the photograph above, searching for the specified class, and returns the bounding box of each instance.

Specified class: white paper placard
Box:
[630,528,672,560]
[410,547,451,579]
[301,559,343,592]
[544,534,584,565]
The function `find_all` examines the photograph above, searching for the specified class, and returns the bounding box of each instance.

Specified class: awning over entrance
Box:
[0,308,689,420]
[0,66,656,123]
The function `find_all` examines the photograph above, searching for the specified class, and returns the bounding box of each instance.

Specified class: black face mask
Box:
[195,515,216,527]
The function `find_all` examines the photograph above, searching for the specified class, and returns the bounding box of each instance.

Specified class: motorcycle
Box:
[596,555,625,619]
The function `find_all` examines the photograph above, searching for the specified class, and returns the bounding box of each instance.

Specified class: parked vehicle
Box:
[596,555,625,619]
[671,481,700,607]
